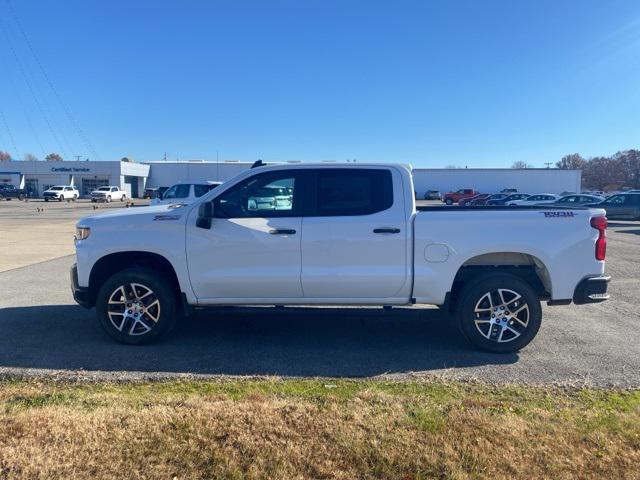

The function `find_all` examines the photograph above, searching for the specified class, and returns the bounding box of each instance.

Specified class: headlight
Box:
[75,226,91,241]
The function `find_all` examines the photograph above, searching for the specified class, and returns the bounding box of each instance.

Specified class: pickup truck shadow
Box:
[0,304,518,377]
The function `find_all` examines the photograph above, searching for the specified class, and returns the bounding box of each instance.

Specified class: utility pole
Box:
[74,155,82,162]
[544,162,552,168]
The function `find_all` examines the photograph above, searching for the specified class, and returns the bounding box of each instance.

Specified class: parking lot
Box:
[0,199,638,386]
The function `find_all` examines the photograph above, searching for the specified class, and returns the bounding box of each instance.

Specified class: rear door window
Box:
[194,184,211,197]
[312,169,393,216]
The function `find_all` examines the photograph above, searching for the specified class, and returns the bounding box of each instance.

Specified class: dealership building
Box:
[0,160,582,198]
[0,160,150,198]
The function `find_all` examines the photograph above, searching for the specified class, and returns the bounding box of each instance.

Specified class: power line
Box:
[0,109,21,159]
[0,12,70,158]
[5,0,101,160]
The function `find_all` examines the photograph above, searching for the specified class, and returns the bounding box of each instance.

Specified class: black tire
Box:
[44,198,49,202]
[58,195,64,202]
[106,195,112,203]
[445,198,454,205]
[18,194,24,201]
[73,194,78,201]
[120,194,126,202]
[456,273,542,353]
[96,268,178,345]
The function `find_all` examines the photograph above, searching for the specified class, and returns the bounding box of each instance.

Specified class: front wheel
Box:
[96,268,178,344]
[456,273,542,353]
[59,195,64,202]
[106,195,112,203]
[445,198,454,205]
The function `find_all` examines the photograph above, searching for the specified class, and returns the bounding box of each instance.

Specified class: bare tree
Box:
[556,153,585,170]
[23,153,38,161]
[45,153,63,161]
[0,151,11,161]
[511,161,533,168]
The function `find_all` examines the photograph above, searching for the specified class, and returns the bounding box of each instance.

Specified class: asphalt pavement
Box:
[0,221,638,386]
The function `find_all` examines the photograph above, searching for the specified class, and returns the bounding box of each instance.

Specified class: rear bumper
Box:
[70,263,92,309]
[573,275,611,304]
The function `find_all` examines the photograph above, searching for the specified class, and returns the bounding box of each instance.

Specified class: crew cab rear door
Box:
[300,167,410,300]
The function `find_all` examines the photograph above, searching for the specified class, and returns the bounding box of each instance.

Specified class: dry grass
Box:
[0,379,638,479]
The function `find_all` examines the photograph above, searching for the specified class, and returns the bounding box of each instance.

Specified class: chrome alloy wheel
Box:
[473,288,529,343]
[107,283,161,336]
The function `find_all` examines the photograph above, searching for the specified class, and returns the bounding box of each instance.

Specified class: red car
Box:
[459,193,489,206]
[442,188,478,205]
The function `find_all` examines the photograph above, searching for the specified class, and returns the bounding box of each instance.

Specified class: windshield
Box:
[97,187,110,191]
[163,184,190,199]
[50,186,63,191]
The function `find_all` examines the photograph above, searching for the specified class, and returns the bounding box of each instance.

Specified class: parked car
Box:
[486,193,530,206]
[71,163,610,353]
[500,188,518,193]
[143,187,159,199]
[150,182,222,206]
[0,184,28,201]
[43,185,79,202]
[156,186,169,199]
[508,194,559,206]
[469,193,506,206]
[585,193,640,220]
[459,193,489,206]
[423,190,441,200]
[550,194,605,207]
[442,188,478,205]
[90,186,127,203]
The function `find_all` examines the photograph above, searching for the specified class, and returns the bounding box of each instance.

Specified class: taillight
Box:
[591,216,607,261]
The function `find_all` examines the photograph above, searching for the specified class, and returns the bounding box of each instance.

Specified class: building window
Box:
[81,178,109,197]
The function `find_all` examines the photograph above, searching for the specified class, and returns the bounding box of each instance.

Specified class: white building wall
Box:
[0,161,149,197]
[412,168,582,196]
[145,161,293,187]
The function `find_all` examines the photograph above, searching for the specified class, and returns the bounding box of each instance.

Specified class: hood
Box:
[77,203,190,226]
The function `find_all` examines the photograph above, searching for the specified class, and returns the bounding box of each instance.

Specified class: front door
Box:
[186,170,304,302]
[300,167,409,300]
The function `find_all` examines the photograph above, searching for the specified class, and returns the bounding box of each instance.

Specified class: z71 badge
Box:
[543,211,576,217]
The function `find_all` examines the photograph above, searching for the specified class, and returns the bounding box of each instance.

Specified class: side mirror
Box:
[196,202,214,229]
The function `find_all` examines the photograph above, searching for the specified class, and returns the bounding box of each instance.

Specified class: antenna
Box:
[251,159,265,169]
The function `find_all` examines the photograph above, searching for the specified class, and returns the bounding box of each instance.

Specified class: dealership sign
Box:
[51,167,91,172]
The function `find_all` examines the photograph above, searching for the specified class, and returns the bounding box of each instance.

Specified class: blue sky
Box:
[0,0,639,167]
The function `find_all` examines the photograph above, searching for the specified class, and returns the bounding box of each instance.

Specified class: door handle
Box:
[269,229,296,235]
[373,228,401,234]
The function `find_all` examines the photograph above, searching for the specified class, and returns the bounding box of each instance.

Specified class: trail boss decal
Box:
[543,211,577,217]
[153,214,181,221]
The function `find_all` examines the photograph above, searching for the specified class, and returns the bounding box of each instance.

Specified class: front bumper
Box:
[573,275,611,304]
[70,263,92,308]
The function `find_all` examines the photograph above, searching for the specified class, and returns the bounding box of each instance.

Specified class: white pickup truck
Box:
[90,186,127,202]
[71,163,610,352]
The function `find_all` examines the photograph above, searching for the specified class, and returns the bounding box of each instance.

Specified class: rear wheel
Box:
[120,194,126,202]
[96,268,178,344]
[456,273,542,353]
[72,194,78,201]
